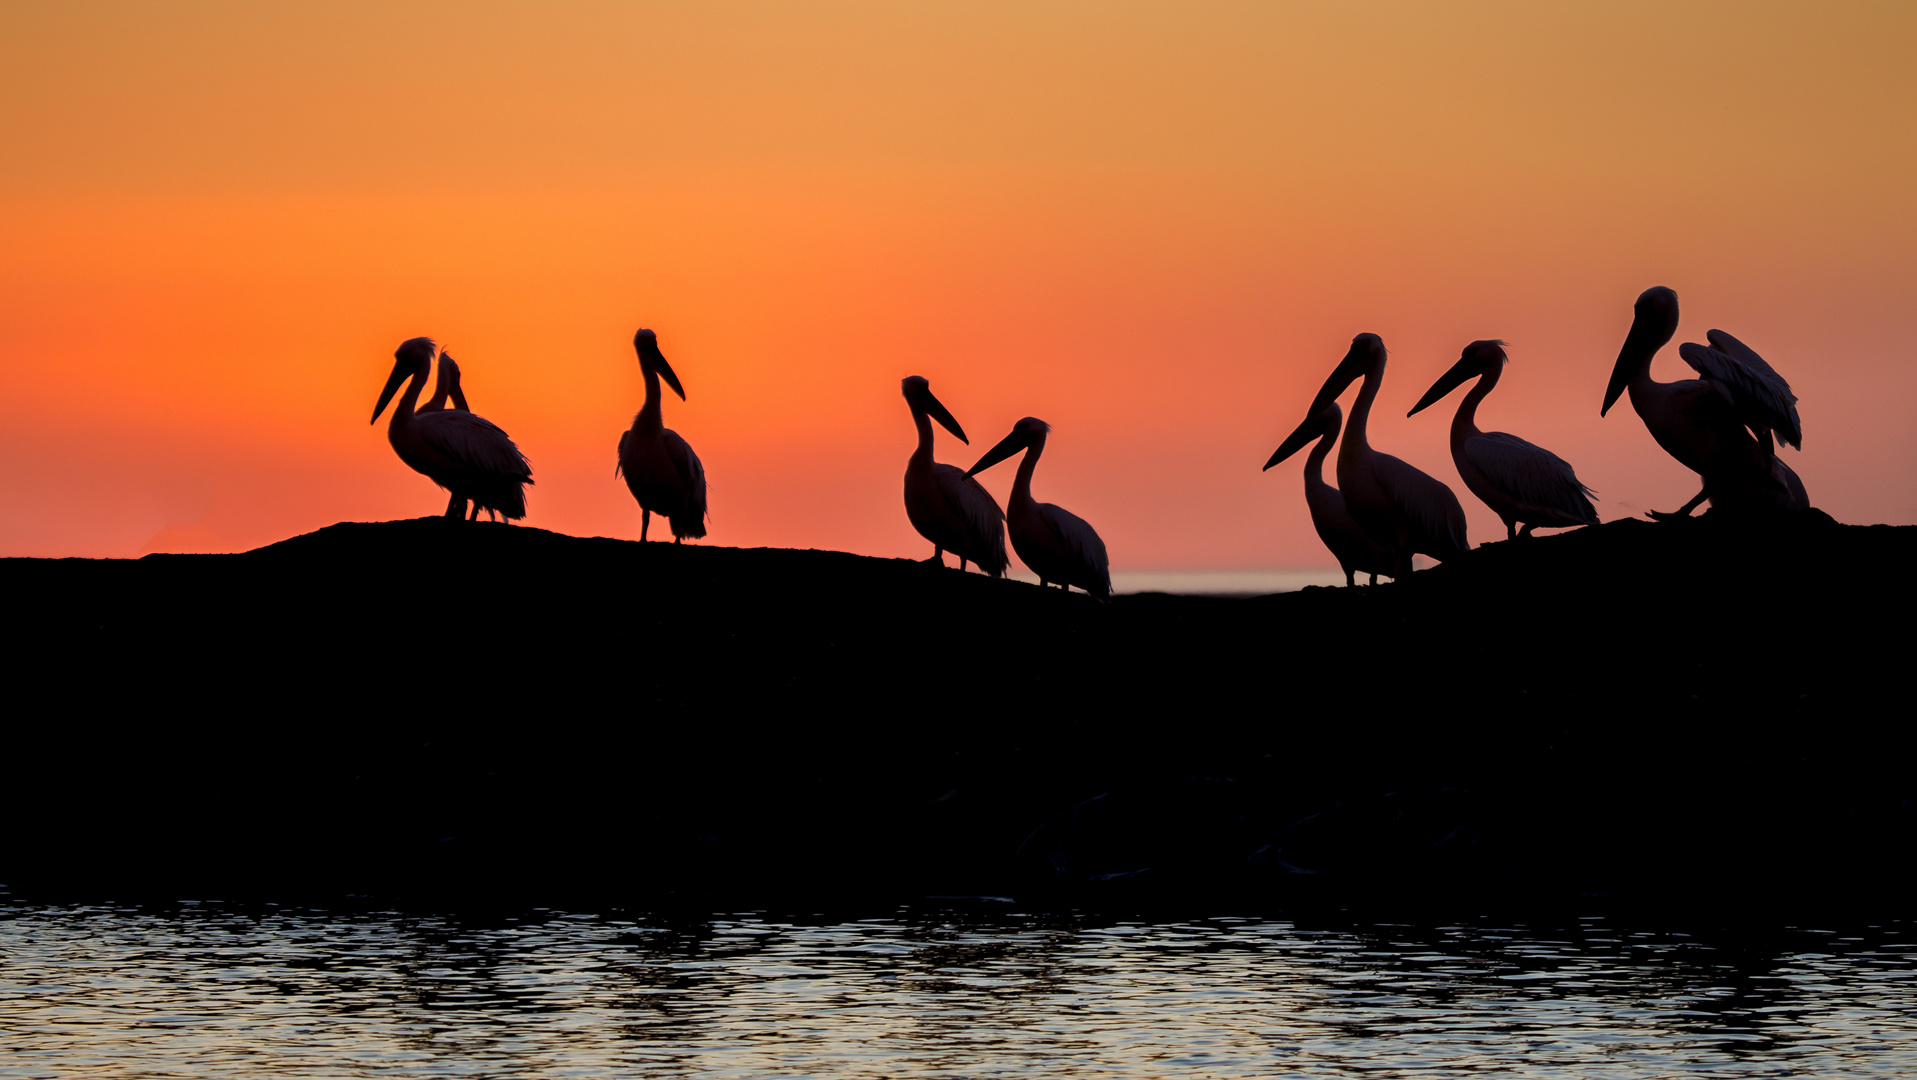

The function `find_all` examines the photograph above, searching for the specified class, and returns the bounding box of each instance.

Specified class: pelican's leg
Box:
[468,502,480,521]
[642,509,650,542]
[1506,520,1518,541]
[1344,569,1355,587]
[926,546,944,565]
[1368,572,1377,586]
[1519,523,1536,538]
[1648,485,1709,521]
[444,493,465,519]
[958,558,969,573]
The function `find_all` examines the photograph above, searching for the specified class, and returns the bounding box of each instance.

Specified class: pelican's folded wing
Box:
[1373,451,1469,559]
[1039,502,1111,594]
[1678,331,1802,448]
[414,409,533,481]
[1463,432,1599,524]
[662,429,708,522]
[934,463,1006,570]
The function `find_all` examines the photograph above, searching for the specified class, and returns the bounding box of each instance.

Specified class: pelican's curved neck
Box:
[388,362,429,434]
[910,407,935,467]
[1453,365,1497,443]
[1339,360,1382,467]
[636,364,663,432]
[1305,427,1336,491]
[1011,436,1045,509]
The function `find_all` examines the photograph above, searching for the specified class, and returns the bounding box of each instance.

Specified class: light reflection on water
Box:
[1,904,1912,1078]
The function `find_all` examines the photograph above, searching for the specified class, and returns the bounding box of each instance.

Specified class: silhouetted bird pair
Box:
[370,330,709,541]
[900,377,1112,599]
[1264,286,1807,584]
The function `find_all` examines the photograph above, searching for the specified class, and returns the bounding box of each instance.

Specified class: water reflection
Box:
[1,903,1912,1078]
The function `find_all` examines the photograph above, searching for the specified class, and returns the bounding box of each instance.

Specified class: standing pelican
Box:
[901,376,1006,575]
[1600,287,1807,517]
[966,417,1111,598]
[371,337,533,521]
[617,329,707,542]
[1266,334,1468,579]
[1262,401,1392,586]
[1408,340,1600,539]
[415,352,471,415]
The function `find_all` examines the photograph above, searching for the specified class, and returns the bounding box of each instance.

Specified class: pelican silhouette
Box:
[1409,340,1600,539]
[1266,334,1468,579]
[1263,401,1392,586]
[967,417,1111,598]
[1600,287,1808,517]
[902,376,1006,575]
[617,329,708,543]
[415,351,471,415]
[372,338,533,521]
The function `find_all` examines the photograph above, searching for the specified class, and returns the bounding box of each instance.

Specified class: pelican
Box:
[1600,287,1808,517]
[617,329,708,542]
[966,417,1111,598]
[901,376,1006,575]
[1408,340,1600,540]
[372,337,533,521]
[1266,334,1469,579]
[1262,401,1392,586]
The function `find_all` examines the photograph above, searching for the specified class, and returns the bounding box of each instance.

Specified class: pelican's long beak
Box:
[1264,413,1324,470]
[644,341,686,400]
[923,390,967,444]
[449,382,470,412]
[371,359,410,424]
[1408,355,1478,417]
[1603,287,1679,417]
[966,427,1027,476]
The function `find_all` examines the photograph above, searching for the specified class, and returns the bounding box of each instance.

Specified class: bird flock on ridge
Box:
[369,285,1809,596]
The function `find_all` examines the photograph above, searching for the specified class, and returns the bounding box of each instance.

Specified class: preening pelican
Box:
[1600,287,1808,517]
[617,329,708,542]
[1262,401,1392,586]
[372,337,533,521]
[1266,334,1468,579]
[967,417,1111,598]
[1409,340,1600,540]
[902,376,1006,575]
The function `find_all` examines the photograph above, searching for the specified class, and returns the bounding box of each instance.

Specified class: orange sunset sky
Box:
[2,2,1913,568]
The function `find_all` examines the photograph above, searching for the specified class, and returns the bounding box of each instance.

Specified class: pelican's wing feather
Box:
[662,428,708,523]
[1464,432,1599,525]
[933,463,1006,573]
[1039,502,1111,596]
[1678,332,1802,448]
[1371,451,1469,559]
[414,409,533,481]
[615,430,629,478]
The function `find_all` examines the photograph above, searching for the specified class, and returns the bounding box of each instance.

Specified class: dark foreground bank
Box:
[1,512,1912,914]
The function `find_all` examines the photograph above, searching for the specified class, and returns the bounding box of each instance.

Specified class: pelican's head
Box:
[901,375,968,443]
[1264,400,1343,470]
[967,416,1051,477]
[1306,333,1387,418]
[633,328,685,400]
[372,337,437,424]
[439,353,469,412]
[1602,286,1679,416]
[1409,339,1508,417]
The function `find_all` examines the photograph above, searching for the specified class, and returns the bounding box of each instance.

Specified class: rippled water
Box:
[2,903,1913,1078]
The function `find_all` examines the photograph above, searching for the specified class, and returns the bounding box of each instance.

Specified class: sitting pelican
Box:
[967,417,1111,598]
[901,376,1006,575]
[1262,401,1392,586]
[1266,334,1468,579]
[1408,340,1600,539]
[372,337,533,521]
[617,329,708,542]
[1600,287,1808,517]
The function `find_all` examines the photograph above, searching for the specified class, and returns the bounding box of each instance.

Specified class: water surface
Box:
[2,904,1912,1078]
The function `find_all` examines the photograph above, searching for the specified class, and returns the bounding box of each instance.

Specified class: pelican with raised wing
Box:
[902,376,1006,575]
[371,337,533,521]
[618,329,708,542]
[1600,287,1808,517]
[1266,334,1468,579]
[1263,401,1392,586]
[1409,339,1599,540]
[967,417,1110,598]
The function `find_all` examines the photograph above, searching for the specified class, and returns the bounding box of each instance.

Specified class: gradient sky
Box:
[3,1,1913,566]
